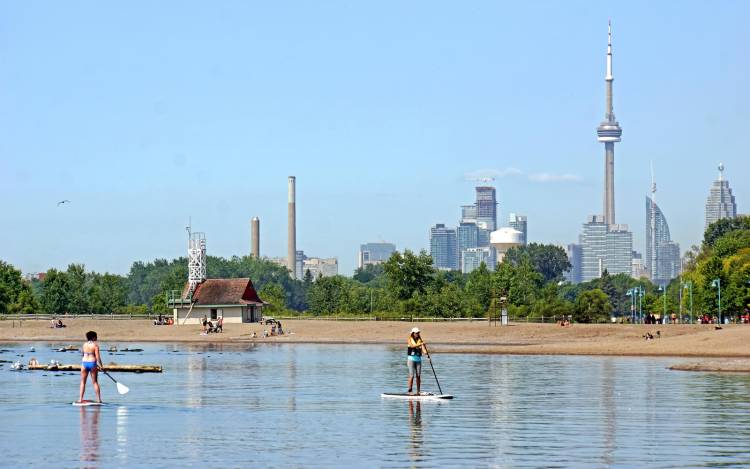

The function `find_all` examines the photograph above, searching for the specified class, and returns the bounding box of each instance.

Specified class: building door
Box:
[210,308,218,320]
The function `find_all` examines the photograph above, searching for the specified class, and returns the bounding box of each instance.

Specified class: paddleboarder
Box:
[78,331,104,404]
[407,327,427,395]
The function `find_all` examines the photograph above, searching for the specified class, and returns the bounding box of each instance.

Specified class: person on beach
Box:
[201,315,208,334]
[407,327,427,395]
[78,331,104,403]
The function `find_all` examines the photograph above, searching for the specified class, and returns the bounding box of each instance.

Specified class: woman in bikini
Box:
[78,331,104,403]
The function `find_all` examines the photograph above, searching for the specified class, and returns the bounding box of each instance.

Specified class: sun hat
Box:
[411,327,420,334]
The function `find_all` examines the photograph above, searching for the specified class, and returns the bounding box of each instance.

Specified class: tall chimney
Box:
[251,217,260,258]
[287,176,297,278]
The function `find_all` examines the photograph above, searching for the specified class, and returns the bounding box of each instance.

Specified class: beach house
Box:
[168,278,265,325]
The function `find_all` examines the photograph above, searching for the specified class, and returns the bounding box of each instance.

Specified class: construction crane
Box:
[466,176,496,184]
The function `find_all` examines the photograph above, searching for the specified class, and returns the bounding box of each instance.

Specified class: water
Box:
[1,343,749,468]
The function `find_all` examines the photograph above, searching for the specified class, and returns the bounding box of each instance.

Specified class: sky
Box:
[2,1,748,277]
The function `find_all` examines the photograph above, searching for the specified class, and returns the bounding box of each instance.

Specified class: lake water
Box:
[1,343,749,468]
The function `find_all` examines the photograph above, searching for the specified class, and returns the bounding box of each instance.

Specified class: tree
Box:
[465,262,492,312]
[504,243,571,283]
[383,250,435,301]
[353,264,384,284]
[88,273,127,314]
[704,215,750,248]
[573,289,612,323]
[40,269,70,315]
[0,261,26,314]
[66,264,90,314]
[259,283,287,313]
[9,287,40,314]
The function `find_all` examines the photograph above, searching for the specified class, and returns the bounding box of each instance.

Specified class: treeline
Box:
[6,221,746,322]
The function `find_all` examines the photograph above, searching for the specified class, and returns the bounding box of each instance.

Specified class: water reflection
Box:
[407,401,423,466]
[79,406,100,468]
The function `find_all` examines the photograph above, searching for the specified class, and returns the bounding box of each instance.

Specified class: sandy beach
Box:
[2,319,749,363]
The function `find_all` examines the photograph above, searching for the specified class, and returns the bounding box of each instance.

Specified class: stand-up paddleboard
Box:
[72,401,105,407]
[381,392,453,400]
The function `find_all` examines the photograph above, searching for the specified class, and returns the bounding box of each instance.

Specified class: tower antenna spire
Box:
[597,20,623,225]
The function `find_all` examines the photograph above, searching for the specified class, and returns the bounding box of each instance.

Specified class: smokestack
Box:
[287,176,296,278]
[251,217,260,258]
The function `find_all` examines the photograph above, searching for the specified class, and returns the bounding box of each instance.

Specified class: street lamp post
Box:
[638,286,645,323]
[626,288,635,323]
[660,286,667,324]
[711,278,722,324]
[682,281,693,324]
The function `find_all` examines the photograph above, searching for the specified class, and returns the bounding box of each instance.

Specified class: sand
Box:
[2,318,749,360]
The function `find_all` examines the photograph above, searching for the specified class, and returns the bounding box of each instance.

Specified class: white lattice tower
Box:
[187,231,206,298]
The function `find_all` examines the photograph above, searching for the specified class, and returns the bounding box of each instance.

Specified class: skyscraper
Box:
[705,163,737,230]
[566,243,583,283]
[580,215,632,282]
[475,186,497,231]
[429,224,458,271]
[646,195,681,286]
[508,213,528,245]
[596,21,623,226]
[358,242,396,268]
[461,248,492,274]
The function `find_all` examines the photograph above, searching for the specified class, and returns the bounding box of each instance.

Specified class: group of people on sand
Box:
[153,314,173,326]
[200,315,223,335]
[49,318,66,328]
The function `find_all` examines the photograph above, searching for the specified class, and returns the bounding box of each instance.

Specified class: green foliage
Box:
[383,250,435,301]
[0,261,29,314]
[259,283,287,313]
[704,215,750,248]
[573,289,612,323]
[353,264,384,284]
[505,243,572,283]
[40,269,71,315]
[88,273,128,314]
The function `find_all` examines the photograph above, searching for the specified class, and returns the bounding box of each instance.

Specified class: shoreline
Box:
[2,319,750,363]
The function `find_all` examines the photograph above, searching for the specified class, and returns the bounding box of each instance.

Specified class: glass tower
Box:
[429,224,458,271]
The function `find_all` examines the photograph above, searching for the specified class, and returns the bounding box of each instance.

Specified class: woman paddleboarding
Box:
[407,327,427,395]
[77,331,105,404]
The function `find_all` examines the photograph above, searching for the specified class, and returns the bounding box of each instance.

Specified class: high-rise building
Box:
[475,186,497,231]
[566,243,583,283]
[580,215,632,282]
[461,248,492,274]
[631,251,648,279]
[358,242,396,268]
[302,257,339,278]
[646,195,681,286]
[429,224,458,271]
[596,21,623,226]
[457,222,479,271]
[705,163,737,230]
[295,250,306,279]
[460,205,477,224]
[508,213,528,245]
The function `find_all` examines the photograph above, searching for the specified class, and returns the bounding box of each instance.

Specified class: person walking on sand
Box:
[407,327,427,395]
[78,331,104,404]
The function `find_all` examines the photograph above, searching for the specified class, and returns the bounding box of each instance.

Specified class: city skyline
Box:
[2,3,747,276]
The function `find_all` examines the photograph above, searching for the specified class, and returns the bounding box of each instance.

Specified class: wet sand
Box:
[1,319,749,362]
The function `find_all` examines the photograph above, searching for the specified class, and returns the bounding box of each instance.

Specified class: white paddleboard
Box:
[381,392,453,400]
[72,401,105,407]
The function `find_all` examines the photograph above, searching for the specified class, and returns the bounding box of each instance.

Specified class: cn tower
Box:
[596,20,623,225]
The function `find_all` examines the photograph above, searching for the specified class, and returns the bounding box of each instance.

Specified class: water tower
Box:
[490,227,524,264]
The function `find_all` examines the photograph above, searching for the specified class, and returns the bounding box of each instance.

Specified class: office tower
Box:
[358,243,397,268]
[288,176,297,278]
[475,186,498,231]
[302,257,339,278]
[461,247,492,274]
[705,163,737,230]
[566,243,583,284]
[457,222,479,271]
[646,195,681,286]
[631,251,648,279]
[508,213,528,245]
[429,224,458,271]
[596,21,623,226]
[460,205,478,224]
[580,215,632,282]
[251,217,260,258]
[295,250,306,280]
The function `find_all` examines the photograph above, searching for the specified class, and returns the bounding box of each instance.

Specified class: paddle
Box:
[101,369,130,395]
[422,343,444,395]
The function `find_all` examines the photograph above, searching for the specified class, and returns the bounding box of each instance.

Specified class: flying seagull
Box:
[57,200,71,206]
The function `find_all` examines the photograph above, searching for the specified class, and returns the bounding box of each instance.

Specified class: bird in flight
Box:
[57,200,71,206]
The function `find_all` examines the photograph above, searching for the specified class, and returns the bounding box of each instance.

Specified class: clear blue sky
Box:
[2,1,748,276]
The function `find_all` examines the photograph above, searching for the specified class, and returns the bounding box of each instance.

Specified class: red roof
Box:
[182,278,263,306]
